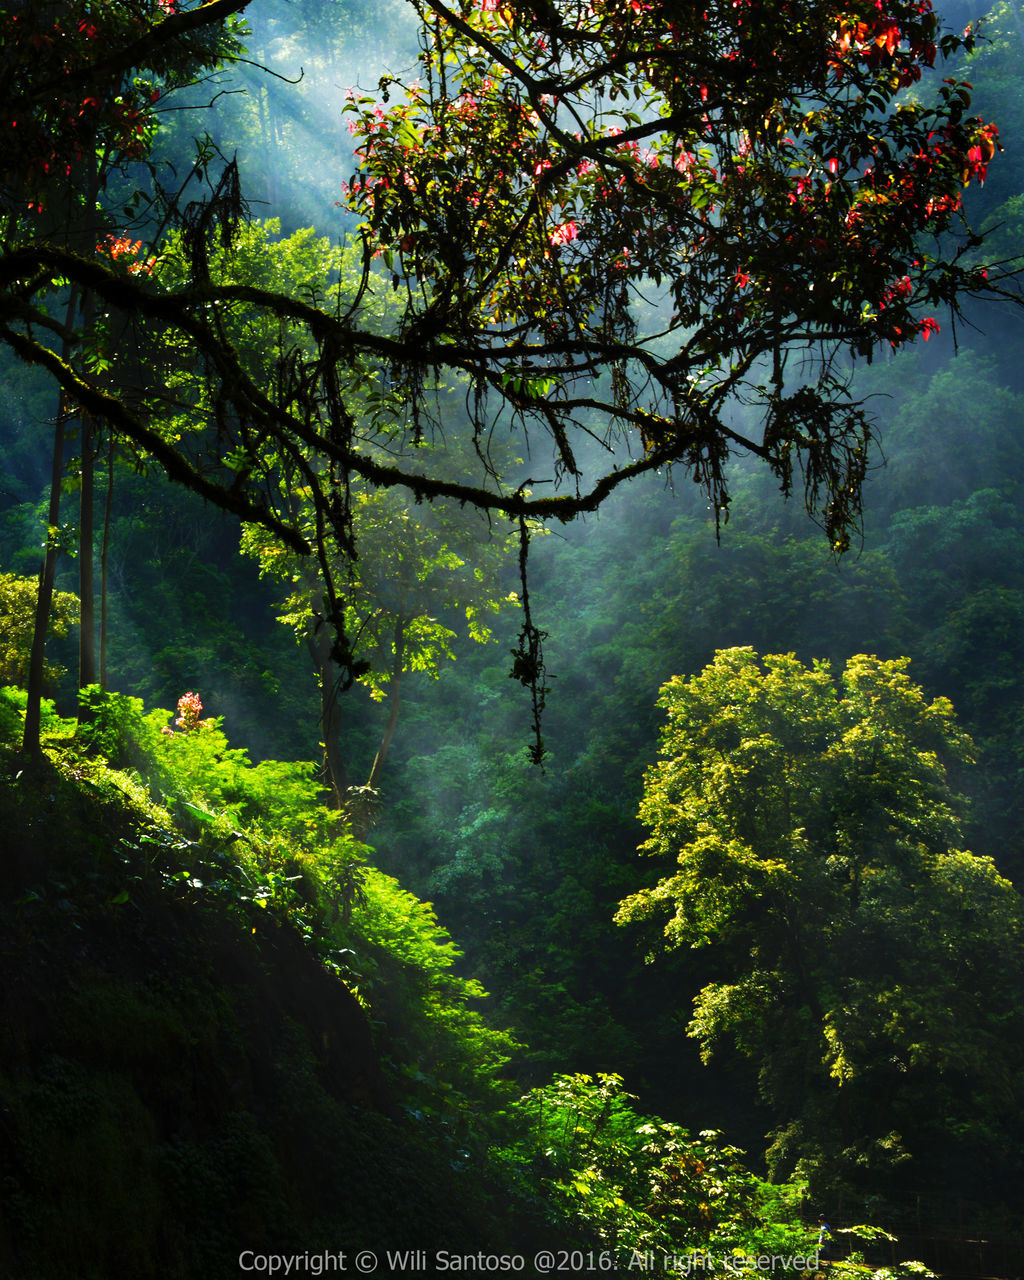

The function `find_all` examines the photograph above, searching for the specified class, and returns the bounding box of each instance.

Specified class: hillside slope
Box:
[0,746,515,1279]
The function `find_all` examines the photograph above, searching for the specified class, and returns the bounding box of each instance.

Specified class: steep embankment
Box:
[0,750,509,1279]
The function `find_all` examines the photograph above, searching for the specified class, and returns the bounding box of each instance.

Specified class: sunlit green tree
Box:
[0,572,77,690]
[617,647,1024,1200]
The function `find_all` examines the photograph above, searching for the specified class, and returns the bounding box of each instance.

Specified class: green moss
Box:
[63,979,193,1072]
[0,1058,163,1279]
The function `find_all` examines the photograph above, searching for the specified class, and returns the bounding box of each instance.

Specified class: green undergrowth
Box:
[0,689,525,1277]
[0,686,938,1278]
[5,685,518,1114]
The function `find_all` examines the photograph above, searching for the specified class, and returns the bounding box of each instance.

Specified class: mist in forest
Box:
[81,0,1024,885]
[3,0,1024,1269]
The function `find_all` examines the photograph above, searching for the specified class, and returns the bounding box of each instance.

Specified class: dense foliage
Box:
[0,0,1016,692]
[618,649,1024,1198]
[1,0,1023,1272]
[0,692,906,1277]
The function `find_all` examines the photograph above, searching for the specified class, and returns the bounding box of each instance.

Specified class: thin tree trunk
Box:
[22,392,70,756]
[306,611,407,834]
[78,407,97,691]
[366,618,405,792]
[23,152,104,751]
[99,432,115,690]
[307,624,350,808]
[76,275,100,698]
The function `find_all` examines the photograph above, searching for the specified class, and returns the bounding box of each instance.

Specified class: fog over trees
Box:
[1,0,1023,1275]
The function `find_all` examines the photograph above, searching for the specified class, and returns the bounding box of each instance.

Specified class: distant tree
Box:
[243,483,518,821]
[617,647,1024,1202]
[859,352,1024,515]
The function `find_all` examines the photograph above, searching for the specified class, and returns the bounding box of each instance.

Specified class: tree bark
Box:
[366,618,405,793]
[307,623,350,809]
[22,276,88,756]
[99,432,115,690]
[22,393,70,756]
[78,407,97,691]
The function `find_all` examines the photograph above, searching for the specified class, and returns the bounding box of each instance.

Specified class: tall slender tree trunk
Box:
[307,624,350,809]
[306,613,407,836]
[78,407,97,691]
[22,280,86,755]
[22,392,71,756]
[366,618,405,793]
[99,432,115,691]
[365,675,402,794]
[25,153,104,750]
[75,276,100,701]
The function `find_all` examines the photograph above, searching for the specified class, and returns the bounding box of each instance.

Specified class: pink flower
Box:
[549,220,578,246]
[173,691,206,733]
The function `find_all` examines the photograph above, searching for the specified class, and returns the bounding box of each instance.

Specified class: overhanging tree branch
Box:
[0,323,310,553]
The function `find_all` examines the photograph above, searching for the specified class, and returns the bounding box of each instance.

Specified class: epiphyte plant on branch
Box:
[0,0,1016,742]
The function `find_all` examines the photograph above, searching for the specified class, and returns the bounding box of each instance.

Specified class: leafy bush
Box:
[346,866,517,1111]
[498,1073,808,1260]
[0,571,77,688]
[1,684,74,746]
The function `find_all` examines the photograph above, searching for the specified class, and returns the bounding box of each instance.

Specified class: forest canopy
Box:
[0,0,1015,650]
